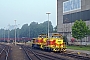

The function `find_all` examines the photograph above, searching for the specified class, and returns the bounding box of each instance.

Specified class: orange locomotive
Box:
[32,33,66,52]
[32,34,48,49]
[44,33,66,52]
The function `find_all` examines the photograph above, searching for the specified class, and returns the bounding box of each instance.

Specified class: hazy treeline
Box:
[0,21,57,38]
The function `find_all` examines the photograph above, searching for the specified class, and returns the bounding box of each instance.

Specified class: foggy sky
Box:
[0,0,57,29]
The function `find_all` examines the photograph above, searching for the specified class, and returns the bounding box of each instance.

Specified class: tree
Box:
[29,21,53,38]
[72,19,89,45]
[29,22,39,38]
[20,24,29,38]
[10,29,15,38]
[0,21,54,40]
[53,26,57,33]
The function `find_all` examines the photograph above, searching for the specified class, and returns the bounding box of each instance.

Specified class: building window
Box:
[63,0,81,13]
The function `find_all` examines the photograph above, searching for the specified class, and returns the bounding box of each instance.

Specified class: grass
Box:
[67,45,90,51]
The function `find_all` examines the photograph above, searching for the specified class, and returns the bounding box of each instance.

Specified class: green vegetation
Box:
[53,26,57,33]
[0,21,54,38]
[67,45,90,51]
[72,19,90,45]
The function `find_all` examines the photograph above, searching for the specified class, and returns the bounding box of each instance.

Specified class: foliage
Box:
[29,21,53,38]
[0,21,53,39]
[88,30,90,35]
[72,19,89,40]
[20,24,29,37]
[53,26,57,33]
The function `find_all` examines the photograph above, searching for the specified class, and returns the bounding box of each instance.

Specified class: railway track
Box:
[30,48,75,60]
[57,52,90,60]
[21,45,42,60]
[21,45,68,60]
[34,48,90,60]
[0,44,11,60]
[28,46,90,60]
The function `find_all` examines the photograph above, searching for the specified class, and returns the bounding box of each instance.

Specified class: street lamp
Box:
[14,20,16,45]
[8,24,10,43]
[46,12,51,38]
[4,27,5,42]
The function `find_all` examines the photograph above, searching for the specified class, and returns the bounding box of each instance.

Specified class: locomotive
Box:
[32,33,66,52]
[32,34,48,49]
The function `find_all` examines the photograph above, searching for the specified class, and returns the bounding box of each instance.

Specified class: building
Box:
[57,0,90,45]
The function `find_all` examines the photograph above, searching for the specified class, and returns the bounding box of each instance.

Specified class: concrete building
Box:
[57,0,90,45]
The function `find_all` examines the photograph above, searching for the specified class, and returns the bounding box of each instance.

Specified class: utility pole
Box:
[8,24,10,43]
[15,20,16,45]
[4,27,5,42]
[46,12,51,38]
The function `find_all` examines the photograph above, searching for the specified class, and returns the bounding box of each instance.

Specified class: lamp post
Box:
[4,27,5,42]
[46,12,51,38]
[8,24,10,43]
[14,20,16,45]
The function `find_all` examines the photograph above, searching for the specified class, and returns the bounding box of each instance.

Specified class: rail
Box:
[21,45,42,60]
[0,45,10,60]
